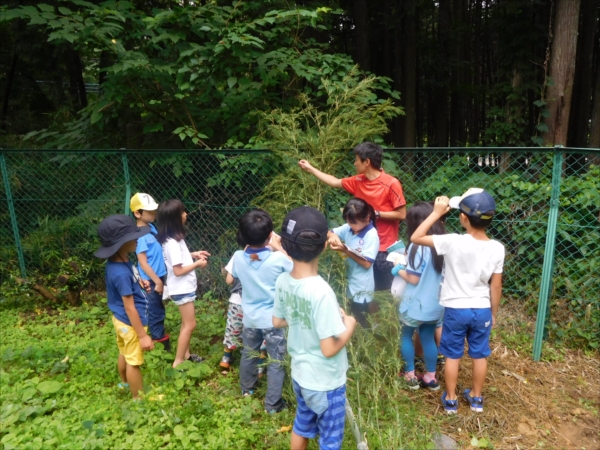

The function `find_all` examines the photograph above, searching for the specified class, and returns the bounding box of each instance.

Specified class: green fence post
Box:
[532,149,563,361]
[0,153,27,278]
[122,152,131,215]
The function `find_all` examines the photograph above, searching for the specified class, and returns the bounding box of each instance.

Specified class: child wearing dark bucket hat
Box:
[94,214,155,399]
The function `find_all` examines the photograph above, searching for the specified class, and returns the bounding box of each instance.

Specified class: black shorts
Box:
[373,251,394,291]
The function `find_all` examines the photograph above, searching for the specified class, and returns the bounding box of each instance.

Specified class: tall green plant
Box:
[252,68,403,224]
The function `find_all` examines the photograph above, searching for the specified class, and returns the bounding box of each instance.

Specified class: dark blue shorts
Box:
[439,307,492,359]
[292,379,346,450]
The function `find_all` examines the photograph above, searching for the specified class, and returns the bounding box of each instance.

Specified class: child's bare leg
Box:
[173,302,196,367]
[126,364,143,399]
[471,358,487,397]
[435,326,442,347]
[444,358,460,400]
[291,431,308,450]
[118,354,127,383]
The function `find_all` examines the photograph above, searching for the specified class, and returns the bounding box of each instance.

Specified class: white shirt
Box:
[225,256,242,305]
[162,238,197,295]
[433,234,505,308]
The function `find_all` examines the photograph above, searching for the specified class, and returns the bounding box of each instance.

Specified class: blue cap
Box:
[449,188,496,219]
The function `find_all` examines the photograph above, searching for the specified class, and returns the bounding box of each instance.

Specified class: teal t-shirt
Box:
[273,273,348,391]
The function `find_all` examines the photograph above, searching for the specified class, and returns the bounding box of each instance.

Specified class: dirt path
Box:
[420,311,600,449]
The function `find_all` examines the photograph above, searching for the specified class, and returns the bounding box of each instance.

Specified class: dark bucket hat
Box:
[94,215,150,259]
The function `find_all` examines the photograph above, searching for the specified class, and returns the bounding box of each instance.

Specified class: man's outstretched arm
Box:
[298,160,343,188]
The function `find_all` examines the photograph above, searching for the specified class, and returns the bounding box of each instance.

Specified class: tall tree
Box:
[543,0,581,146]
[567,0,600,148]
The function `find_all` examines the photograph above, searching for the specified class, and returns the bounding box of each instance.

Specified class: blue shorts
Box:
[292,379,346,450]
[169,292,196,306]
[439,307,492,359]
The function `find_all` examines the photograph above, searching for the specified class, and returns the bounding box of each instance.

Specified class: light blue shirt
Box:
[273,273,348,391]
[399,244,444,322]
[232,247,293,329]
[135,223,167,281]
[331,223,379,303]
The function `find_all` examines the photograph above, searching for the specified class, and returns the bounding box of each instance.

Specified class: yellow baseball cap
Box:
[130,193,159,212]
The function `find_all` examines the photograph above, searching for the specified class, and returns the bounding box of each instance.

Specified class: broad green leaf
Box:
[37,380,62,394]
[227,77,237,88]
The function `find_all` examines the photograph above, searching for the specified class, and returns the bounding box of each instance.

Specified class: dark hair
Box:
[463,212,494,230]
[238,209,273,246]
[157,199,186,243]
[343,197,376,229]
[353,142,383,170]
[405,202,446,273]
[281,231,324,262]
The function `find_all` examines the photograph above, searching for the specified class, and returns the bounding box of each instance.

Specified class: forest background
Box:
[1,1,599,448]
[1,0,599,150]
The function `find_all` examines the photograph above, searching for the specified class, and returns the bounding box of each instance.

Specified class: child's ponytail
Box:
[343,197,377,229]
[405,202,446,273]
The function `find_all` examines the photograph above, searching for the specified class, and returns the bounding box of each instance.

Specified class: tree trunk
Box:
[434,0,451,147]
[469,0,483,145]
[403,0,417,147]
[67,45,88,110]
[353,0,370,72]
[543,0,581,146]
[589,56,600,150]
[16,277,57,302]
[1,53,18,132]
[568,0,600,147]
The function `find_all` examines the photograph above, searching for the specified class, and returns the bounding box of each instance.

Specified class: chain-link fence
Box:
[1,148,599,358]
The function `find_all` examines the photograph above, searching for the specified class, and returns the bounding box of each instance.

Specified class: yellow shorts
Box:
[112,316,147,366]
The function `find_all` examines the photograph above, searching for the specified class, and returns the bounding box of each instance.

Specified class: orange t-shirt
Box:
[341,171,406,251]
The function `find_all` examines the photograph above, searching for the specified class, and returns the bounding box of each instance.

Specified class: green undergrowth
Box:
[1,293,438,449]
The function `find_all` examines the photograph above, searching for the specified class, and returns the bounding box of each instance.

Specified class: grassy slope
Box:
[0,293,436,449]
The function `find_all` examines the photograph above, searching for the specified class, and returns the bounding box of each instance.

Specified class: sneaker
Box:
[437,355,446,366]
[257,365,265,378]
[404,376,420,390]
[265,400,288,414]
[219,355,231,369]
[188,354,204,363]
[241,390,254,397]
[463,389,484,412]
[417,374,440,391]
[441,391,458,414]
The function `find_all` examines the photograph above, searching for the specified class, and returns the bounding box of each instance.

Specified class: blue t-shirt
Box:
[399,245,444,322]
[232,247,293,329]
[135,223,167,281]
[105,260,148,326]
[331,222,379,303]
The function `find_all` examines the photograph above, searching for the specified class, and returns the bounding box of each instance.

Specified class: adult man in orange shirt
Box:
[299,142,406,291]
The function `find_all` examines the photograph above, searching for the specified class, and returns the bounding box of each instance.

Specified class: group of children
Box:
[94,142,505,448]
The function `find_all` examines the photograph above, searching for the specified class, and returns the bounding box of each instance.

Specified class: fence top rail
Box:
[1,146,599,154]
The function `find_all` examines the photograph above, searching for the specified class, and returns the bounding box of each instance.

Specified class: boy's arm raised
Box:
[490,273,502,327]
[123,295,154,350]
[320,310,356,358]
[411,196,450,248]
[298,160,343,188]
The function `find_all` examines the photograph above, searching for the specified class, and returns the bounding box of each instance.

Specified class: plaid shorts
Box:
[223,302,244,349]
[292,379,346,449]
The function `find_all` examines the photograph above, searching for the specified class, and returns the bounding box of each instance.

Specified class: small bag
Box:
[391,276,407,299]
